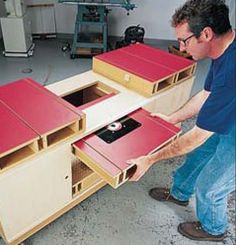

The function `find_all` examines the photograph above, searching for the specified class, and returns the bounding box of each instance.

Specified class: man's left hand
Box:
[127,155,152,181]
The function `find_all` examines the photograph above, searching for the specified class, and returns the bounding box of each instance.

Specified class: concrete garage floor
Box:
[0,39,235,245]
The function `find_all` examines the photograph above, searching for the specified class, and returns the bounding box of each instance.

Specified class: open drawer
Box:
[72,108,181,188]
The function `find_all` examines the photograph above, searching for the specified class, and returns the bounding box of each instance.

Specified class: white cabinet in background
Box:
[27,4,56,37]
[0,14,33,54]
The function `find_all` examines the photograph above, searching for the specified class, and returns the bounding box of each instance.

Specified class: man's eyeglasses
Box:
[178,34,195,47]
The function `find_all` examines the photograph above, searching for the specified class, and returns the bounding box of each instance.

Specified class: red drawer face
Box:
[72,108,181,188]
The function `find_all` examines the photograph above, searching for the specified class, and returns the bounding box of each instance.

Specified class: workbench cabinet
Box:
[0,144,72,243]
[0,67,195,244]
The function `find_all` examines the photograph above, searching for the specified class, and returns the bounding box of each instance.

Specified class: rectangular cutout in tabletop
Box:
[72,108,181,188]
[62,81,119,111]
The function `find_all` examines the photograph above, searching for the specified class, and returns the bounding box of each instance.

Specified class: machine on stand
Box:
[0,0,35,57]
[58,0,135,58]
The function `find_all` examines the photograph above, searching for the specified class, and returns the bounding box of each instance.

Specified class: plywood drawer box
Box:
[93,43,196,97]
[72,108,181,188]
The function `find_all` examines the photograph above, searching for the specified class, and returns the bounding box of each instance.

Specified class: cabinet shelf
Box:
[72,158,101,197]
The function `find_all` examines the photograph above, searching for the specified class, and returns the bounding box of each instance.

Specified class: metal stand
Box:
[70,5,107,58]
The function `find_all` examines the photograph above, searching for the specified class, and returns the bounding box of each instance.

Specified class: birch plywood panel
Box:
[0,143,72,242]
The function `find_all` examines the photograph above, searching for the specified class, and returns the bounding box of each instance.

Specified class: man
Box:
[128,0,235,242]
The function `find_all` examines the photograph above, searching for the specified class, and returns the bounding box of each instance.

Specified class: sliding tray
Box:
[93,43,196,97]
[72,108,181,188]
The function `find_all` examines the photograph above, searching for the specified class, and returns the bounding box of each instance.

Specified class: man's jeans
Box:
[170,126,235,235]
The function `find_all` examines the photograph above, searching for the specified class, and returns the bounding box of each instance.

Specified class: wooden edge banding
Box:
[73,146,119,188]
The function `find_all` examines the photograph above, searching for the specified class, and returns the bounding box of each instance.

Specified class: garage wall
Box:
[26,0,186,40]
[25,0,235,40]
[0,1,6,39]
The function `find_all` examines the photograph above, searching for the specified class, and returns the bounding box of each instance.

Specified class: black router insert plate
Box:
[96,116,141,144]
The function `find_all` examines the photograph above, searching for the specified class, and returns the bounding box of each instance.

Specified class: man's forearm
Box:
[148,126,213,165]
[170,90,210,124]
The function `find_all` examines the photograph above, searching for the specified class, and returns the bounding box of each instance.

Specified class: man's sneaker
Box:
[178,221,225,241]
[149,187,189,206]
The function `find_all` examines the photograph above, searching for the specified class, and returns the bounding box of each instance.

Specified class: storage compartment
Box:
[154,76,175,93]
[0,142,39,171]
[62,81,119,110]
[44,121,81,148]
[72,157,101,197]
[175,66,195,83]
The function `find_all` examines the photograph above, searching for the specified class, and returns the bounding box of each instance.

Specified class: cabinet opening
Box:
[62,81,119,110]
[125,164,138,180]
[46,125,75,147]
[176,67,192,82]
[72,158,101,197]
[155,76,174,93]
[0,144,36,171]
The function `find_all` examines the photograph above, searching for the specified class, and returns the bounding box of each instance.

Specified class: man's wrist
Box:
[147,154,156,166]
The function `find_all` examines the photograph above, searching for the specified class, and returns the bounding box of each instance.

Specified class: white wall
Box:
[54,0,186,40]
[107,0,186,40]
[25,0,236,40]
[226,0,235,29]
[0,1,6,39]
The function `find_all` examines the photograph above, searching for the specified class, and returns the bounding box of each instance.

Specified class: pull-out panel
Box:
[93,43,196,97]
[72,108,181,188]
[0,78,85,151]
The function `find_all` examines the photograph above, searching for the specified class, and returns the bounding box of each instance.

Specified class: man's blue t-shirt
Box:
[196,33,236,135]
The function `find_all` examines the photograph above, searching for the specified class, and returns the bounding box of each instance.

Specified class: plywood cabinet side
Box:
[0,143,72,242]
[143,77,194,115]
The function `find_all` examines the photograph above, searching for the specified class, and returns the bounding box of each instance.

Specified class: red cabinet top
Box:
[0,78,81,135]
[0,101,39,156]
[95,43,196,83]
